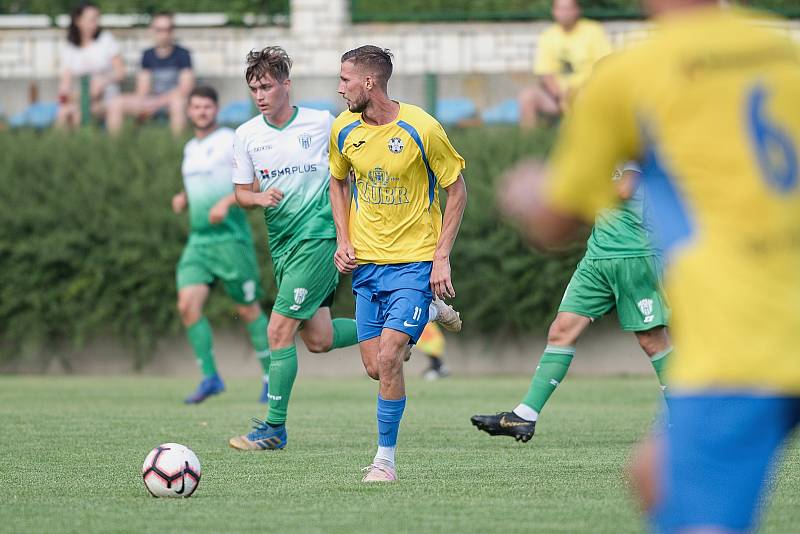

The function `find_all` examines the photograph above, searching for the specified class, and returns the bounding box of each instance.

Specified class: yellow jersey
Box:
[416,322,445,357]
[329,102,465,264]
[534,18,612,92]
[546,8,800,394]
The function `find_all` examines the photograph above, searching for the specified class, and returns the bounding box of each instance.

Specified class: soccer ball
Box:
[141,443,201,498]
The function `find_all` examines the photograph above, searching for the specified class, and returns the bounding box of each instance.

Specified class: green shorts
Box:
[176,239,263,305]
[559,255,670,331]
[272,238,339,320]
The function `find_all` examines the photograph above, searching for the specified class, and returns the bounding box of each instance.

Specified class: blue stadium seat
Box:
[218,100,253,126]
[9,101,59,129]
[481,99,520,124]
[296,100,338,115]
[435,98,477,125]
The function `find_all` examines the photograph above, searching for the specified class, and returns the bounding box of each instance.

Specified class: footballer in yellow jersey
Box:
[498,2,800,532]
[329,46,467,483]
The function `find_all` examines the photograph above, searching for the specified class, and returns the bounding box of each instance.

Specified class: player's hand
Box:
[171,192,187,214]
[334,241,357,274]
[431,255,455,299]
[208,201,229,224]
[256,188,284,208]
[497,159,547,225]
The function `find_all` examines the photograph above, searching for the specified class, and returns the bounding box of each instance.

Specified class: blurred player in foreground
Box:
[472,164,672,442]
[497,0,800,532]
[227,47,363,451]
[330,46,467,482]
[418,322,450,380]
[173,86,270,404]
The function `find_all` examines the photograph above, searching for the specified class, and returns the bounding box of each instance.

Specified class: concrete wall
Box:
[1,315,654,378]
[3,0,797,116]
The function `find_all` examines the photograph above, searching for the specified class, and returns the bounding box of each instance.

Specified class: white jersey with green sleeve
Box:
[181,127,252,245]
[232,106,337,259]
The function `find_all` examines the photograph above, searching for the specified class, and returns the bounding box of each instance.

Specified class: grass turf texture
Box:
[1,376,798,533]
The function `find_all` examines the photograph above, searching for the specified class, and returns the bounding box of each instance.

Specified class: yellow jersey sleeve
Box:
[546,52,640,221]
[425,121,465,188]
[533,27,560,76]
[329,114,355,180]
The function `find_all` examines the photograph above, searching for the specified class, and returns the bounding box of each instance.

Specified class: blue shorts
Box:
[652,394,800,533]
[352,262,433,343]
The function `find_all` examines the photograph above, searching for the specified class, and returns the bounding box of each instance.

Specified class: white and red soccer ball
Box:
[142,443,201,498]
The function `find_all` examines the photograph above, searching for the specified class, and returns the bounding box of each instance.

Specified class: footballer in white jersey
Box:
[227,46,361,453]
[173,86,270,405]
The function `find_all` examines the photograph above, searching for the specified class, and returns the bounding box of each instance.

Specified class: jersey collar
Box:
[263,106,299,131]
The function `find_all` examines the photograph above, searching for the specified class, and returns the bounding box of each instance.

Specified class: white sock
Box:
[513,403,538,422]
[373,446,396,466]
[428,303,439,322]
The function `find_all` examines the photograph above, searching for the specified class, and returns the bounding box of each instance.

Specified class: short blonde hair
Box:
[245,46,292,84]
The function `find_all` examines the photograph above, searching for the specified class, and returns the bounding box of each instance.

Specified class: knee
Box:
[305,336,329,354]
[267,320,293,347]
[377,346,403,375]
[547,321,575,347]
[638,329,668,357]
[177,297,200,324]
[237,305,260,324]
[364,363,379,380]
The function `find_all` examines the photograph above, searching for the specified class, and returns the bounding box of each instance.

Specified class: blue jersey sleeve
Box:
[141,48,155,70]
[176,46,192,69]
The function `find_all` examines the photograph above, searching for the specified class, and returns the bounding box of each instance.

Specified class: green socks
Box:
[330,318,359,350]
[246,312,271,376]
[649,347,673,390]
[266,345,298,426]
[187,317,217,377]
[520,346,575,414]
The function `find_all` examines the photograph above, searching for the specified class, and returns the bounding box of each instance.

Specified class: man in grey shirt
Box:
[107,12,195,136]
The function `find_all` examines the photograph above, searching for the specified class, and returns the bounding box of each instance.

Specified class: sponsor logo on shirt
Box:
[354,166,410,205]
[252,145,273,153]
[258,163,318,182]
[388,137,404,154]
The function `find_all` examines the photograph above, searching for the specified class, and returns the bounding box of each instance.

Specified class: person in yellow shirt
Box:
[417,322,450,380]
[329,46,467,483]
[519,0,612,129]
[498,1,800,532]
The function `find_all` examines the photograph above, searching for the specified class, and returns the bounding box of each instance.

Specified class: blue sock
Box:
[377,395,406,447]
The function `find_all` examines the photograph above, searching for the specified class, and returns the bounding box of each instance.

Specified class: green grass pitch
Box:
[1,375,798,533]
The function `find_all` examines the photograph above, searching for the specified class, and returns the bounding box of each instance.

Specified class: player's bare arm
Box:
[615,170,640,201]
[498,159,583,249]
[329,174,357,274]
[234,183,283,209]
[171,190,187,214]
[208,193,237,224]
[431,174,467,299]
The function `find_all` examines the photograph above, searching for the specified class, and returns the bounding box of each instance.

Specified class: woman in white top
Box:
[56,2,125,129]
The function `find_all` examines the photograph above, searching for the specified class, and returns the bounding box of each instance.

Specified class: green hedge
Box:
[351,0,800,22]
[0,126,582,368]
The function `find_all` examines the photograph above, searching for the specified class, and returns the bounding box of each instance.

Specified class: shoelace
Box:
[250,418,271,432]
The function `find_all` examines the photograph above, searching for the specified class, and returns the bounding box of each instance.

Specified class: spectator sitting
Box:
[518,0,611,129]
[106,12,194,136]
[56,2,125,129]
